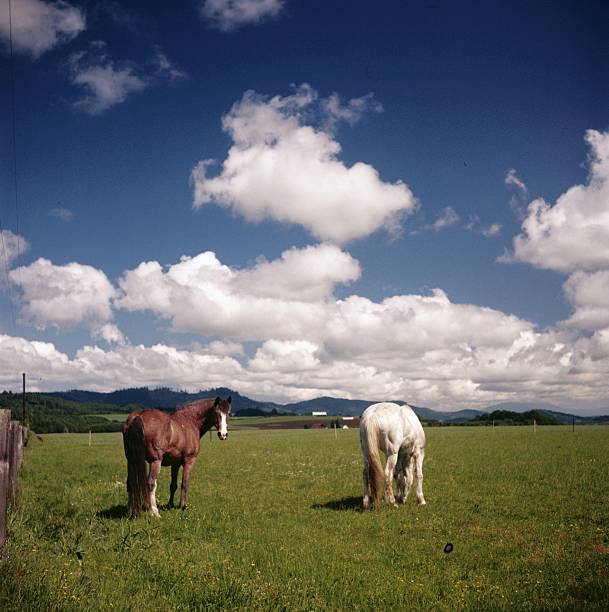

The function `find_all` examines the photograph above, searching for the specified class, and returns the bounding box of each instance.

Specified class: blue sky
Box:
[1,0,608,413]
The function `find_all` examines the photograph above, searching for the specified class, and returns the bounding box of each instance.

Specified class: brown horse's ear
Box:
[227,396,231,403]
[214,396,220,405]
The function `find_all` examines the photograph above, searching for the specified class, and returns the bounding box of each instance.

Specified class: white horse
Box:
[359,402,426,510]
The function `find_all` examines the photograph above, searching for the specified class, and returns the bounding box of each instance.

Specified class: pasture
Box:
[1,425,608,610]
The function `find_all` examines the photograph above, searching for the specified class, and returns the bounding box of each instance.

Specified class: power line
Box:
[0,0,21,333]
[8,0,22,269]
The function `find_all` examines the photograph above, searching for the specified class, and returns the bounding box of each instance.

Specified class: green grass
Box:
[2,426,608,610]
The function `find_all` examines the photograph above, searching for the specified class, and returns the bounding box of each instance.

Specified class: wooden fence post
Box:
[7,421,24,505]
[0,409,11,557]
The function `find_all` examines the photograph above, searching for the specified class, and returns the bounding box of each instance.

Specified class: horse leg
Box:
[414,449,426,505]
[397,454,415,503]
[384,453,398,505]
[168,464,179,508]
[179,458,196,510]
[147,459,162,518]
[395,453,405,502]
[395,452,411,503]
[362,465,370,511]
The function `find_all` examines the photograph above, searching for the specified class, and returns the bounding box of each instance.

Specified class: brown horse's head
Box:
[214,396,232,440]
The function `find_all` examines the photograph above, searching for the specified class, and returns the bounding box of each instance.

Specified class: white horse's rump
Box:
[359,402,426,510]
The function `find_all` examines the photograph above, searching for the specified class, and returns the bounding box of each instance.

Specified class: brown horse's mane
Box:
[173,398,217,429]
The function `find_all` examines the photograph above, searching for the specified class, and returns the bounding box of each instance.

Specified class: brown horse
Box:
[122,396,232,518]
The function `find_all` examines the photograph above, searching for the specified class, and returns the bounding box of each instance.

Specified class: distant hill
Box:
[6,386,607,427]
[471,409,562,426]
[282,396,484,422]
[483,401,563,414]
[47,387,283,414]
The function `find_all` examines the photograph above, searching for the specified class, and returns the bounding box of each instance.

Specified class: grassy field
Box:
[1,426,608,610]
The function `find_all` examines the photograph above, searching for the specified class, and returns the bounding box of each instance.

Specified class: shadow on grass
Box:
[97,503,183,519]
[97,504,129,519]
[312,496,363,511]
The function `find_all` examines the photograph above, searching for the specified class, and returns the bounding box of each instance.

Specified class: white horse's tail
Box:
[362,419,384,507]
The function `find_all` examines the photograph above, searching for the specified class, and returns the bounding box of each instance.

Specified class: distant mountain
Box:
[30,387,609,424]
[283,397,371,416]
[277,396,484,422]
[46,387,283,414]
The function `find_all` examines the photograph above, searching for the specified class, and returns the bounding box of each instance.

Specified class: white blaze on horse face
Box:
[217,411,228,440]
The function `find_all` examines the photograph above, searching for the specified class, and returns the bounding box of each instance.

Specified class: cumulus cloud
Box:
[110,246,609,408]
[0,0,85,59]
[503,130,609,273]
[204,339,245,356]
[9,257,116,332]
[3,243,609,409]
[0,334,243,393]
[200,0,284,31]
[562,270,609,331]
[115,244,358,340]
[234,243,361,301]
[91,322,127,346]
[191,84,417,244]
[3,313,608,410]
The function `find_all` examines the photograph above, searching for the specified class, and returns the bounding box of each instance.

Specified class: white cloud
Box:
[0,230,28,273]
[111,247,609,409]
[3,244,609,410]
[0,334,243,393]
[200,0,284,31]
[3,316,608,410]
[115,244,357,340]
[505,168,528,194]
[465,215,502,237]
[431,206,459,231]
[504,130,609,273]
[323,290,532,363]
[151,47,187,82]
[205,339,245,356]
[67,42,148,115]
[9,257,116,332]
[191,84,417,244]
[0,0,85,59]
[234,243,361,301]
[66,41,186,115]
[563,270,609,331]
[249,339,320,373]
[91,322,127,346]
[480,222,502,237]
[321,92,383,131]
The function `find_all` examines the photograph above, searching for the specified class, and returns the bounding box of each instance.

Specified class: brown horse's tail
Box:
[361,418,384,508]
[123,415,149,518]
